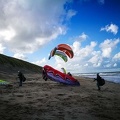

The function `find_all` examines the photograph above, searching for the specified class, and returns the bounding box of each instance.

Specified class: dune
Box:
[0,72,120,120]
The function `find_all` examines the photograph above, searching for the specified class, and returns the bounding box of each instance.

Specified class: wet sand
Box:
[0,73,120,120]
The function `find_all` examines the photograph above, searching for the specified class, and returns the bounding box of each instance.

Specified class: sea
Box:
[74,72,120,84]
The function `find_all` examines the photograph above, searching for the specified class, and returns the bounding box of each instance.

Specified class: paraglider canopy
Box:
[57,44,74,58]
[48,44,74,62]
[61,67,67,74]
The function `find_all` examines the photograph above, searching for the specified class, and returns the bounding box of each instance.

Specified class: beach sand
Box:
[0,73,120,120]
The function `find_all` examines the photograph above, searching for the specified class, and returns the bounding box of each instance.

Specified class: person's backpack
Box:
[100,78,105,86]
[22,76,26,82]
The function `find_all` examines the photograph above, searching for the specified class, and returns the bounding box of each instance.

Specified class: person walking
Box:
[94,73,105,90]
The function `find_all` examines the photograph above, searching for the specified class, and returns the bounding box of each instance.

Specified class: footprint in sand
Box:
[15,93,24,97]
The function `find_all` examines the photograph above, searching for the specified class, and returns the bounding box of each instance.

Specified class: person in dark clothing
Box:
[67,72,72,76]
[18,71,24,86]
[42,68,48,81]
[94,73,105,90]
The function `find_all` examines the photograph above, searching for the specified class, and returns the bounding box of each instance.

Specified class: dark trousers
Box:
[19,79,23,86]
[97,82,100,90]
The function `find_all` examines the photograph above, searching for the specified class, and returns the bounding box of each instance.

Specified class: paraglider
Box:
[44,43,80,86]
[48,44,74,62]
[61,67,66,74]
[0,79,10,86]
[42,65,80,86]
[49,50,68,62]
[57,44,74,58]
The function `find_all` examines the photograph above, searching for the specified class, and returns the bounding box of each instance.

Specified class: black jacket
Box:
[97,74,105,86]
[18,72,23,80]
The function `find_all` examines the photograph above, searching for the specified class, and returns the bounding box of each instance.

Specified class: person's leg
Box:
[42,71,48,81]
[97,82,100,90]
[19,79,22,86]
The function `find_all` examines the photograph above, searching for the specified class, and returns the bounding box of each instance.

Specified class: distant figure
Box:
[42,68,47,81]
[94,73,105,90]
[67,72,72,76]
[17,71,26,86]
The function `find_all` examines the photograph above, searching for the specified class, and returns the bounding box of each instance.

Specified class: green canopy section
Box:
[0,79,10,85]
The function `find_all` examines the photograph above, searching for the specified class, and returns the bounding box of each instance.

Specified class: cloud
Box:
[33,58,47,67]
[88,51,102,67]
[104,63,112,68]
[74,32,88,42]
[100,23,119,35]
[13,53,27,60]
[0,43,6,53]
[0,26,16,41]
[0,0,73,57]
[66,9,77,20]
[100,38,120,58]
[113,52,120,60]
[77,41,97,58]
[113,63,117,67]
[72,40,96,58]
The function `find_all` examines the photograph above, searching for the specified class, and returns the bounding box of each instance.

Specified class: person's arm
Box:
[93,78,96,82]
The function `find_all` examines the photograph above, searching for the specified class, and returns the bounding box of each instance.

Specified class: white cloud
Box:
[33,58,47,67]
[88,51,102,67]
[113,52,120,60]
[66,9,77,20]
[0,0,72,56]
[72,41,81,55]
[0,43,6,53]
[78,41,97,58]
[72,41,97,59]
[0,26,16,41]
[104,63,111,68]
[13,53,27,60]
[100,23,119,35]
[74,32,88,41]
[100,38,120,58]
[113,63,117,67]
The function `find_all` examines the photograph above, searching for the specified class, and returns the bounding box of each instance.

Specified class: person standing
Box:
[94,73,105,90]
[42,68,48,81]
[67,72,72,76]
[18,71,24,86]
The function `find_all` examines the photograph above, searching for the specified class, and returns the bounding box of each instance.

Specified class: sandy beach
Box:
[0,73,120,120]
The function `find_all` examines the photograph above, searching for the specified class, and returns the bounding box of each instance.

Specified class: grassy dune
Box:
[0,53,42,73]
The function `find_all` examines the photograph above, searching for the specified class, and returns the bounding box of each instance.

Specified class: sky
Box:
[0,0,120,73]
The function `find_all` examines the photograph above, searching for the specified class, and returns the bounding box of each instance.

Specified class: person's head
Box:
[97,73,99,76]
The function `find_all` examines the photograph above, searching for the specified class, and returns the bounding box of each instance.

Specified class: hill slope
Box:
[0,53,42,75]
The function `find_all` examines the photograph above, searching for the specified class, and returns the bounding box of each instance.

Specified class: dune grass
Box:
[0,54,42,73]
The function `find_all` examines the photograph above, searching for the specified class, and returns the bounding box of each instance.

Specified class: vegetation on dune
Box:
[0,54,42,73]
